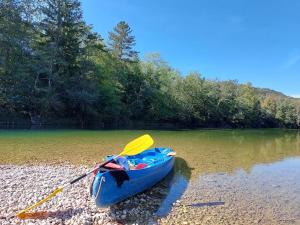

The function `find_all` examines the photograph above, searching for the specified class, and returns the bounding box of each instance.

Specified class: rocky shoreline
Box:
[1,160,300,225]
[0,164,171,225]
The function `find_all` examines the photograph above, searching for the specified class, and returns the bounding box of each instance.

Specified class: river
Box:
[0,129,299,224]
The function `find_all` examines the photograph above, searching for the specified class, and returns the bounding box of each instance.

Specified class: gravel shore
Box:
[0,165,167,225]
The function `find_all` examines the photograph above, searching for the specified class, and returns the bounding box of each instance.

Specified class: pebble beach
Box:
[0,164,173,225]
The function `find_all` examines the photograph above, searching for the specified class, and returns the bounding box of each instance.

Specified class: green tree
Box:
[108,21,138,61]
[276,100,298,128]
[35,0,97,124]
[0,0,36,122]
[173,72,209,126]
[214,81,240,127]
[236,83,261,127]
[141,53,179,123]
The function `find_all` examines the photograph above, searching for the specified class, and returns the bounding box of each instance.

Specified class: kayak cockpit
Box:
[103,147,174,171]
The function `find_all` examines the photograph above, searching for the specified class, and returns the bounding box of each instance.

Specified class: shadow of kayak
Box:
[155,157,192,216]
[109,157,192,223]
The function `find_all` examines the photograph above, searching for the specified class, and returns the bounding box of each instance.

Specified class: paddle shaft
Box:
[69,156,119,185]
[16,156,118,217]
[16,134,154,218]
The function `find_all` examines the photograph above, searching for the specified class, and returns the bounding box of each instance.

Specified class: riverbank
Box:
[0,164,173,224]
[1,160,300,224]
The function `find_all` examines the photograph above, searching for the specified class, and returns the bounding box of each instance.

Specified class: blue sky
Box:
[81,0,300,97]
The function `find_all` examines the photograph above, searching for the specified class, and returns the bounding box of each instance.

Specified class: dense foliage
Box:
[0,0,299,128]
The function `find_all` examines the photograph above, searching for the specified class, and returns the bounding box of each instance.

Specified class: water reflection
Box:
[154,130,300,224]
[154,129,300,177]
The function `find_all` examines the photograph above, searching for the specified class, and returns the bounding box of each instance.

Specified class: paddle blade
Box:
[120,134,154,156]
[16,187,63,219]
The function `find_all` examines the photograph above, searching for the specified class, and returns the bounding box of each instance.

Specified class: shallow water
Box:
[0,129,300,223]
[156,129,300,224]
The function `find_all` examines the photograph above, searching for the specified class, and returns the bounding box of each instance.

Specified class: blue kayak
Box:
[90,147,175,206]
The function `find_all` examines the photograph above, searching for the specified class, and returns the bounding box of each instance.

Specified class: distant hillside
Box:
[254,87,288,98]
[254,87,300,103]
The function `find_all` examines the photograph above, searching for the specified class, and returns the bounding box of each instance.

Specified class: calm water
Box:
[0,129,300,222]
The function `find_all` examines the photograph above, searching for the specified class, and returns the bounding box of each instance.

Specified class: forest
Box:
[0,0,300,129]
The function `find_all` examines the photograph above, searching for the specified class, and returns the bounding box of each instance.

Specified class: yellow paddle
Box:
[16,134,154,219]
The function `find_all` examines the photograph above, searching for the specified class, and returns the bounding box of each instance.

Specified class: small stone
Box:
[83,220,92,225]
